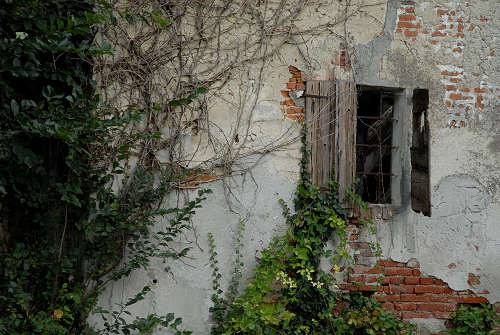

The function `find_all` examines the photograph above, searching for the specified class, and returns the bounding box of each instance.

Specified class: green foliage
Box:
[0,1,207,334]
[447,304,499,335]
[208,128,414,334]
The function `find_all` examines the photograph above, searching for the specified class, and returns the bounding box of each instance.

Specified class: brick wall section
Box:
[339,257,490,322]
[280,66,305,122]
[394,2,499,128]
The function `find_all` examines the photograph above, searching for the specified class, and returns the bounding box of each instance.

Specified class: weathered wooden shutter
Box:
[305,79,357,209]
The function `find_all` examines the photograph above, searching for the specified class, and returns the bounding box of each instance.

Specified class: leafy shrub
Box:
[447,304,499,335]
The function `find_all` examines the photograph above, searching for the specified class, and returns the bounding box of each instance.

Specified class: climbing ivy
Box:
[208,129,416,335]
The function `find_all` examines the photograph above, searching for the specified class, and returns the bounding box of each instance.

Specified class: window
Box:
[304,80,430,217]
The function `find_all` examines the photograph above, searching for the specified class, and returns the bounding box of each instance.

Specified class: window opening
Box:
[355,87,396,204]
[411,89,431,216]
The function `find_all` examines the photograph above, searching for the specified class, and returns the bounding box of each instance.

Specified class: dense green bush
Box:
[0,1,203,334]
[447,304,499,335]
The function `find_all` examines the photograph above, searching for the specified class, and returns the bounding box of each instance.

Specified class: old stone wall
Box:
[95,0,500,334]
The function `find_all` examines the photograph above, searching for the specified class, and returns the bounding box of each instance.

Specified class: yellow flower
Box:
[52,309,63,319]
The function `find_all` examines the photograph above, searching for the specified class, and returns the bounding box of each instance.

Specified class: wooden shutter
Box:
[305,79,357,209]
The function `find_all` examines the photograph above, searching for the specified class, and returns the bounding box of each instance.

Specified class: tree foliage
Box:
[0,1,205,334]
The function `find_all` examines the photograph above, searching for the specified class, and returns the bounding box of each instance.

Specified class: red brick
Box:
[377,260,404,267]
[395,303,417,311]
[340,283,357,290]
[474,88,486,93]
[398,21,420,29]
[455,33,465,38]
[376,295,401,302]
[296,83,305,90]
[286,82,296,89]
[445,100,452,107]
[354,265,383,274]
[404,30,419,37]
[384,268,413,276]
[390,285,415,294]
[437,9,448,15]
[405,7,415,13]
[401,294,431,302]
[359,285,378,291]
[420,278,434,285]
[446,85,457,91]
[452,48,463,53]
[434,312,452,319]
[414,286,445,294]
[405,277,420,285]
[459,88,470,93]
[441,70,459,76]
[430,296,457,303]
[398,14,416,21]
[402,311,433,319]
[459,296,488,303]
[432,31,447,37]
[418,303,446,312]
[450,78,462,83]
[390,277,405,284]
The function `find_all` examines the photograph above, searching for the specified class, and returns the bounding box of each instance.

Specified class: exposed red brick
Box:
[405,30,419,37]
[474,88,486,93]
[434,312,452,319]
[459,296,488,303]
[430,296,457,303]
[446,85,457,91]
[359,285,377,291]
[390,285,415,294]
[395,303,417,311]
[385,268,413,276]
[437,9,449,15]
[414,286,445,294]
[398,21,420,29]
[432,31,447,37]
[286,82,296,90]
[418,303,447,312]
[405,277,420,285]
[390,277,405,284]
[459,88,470,93]
[401,294,431,302]
[445,100,452,107]
[377,260,404,267]
[354,265,383,274]
[405,7,414,13]
[450,78,462,83]
[441,70,459,76]
[452,48,462,53]
[377,295,401,302]
[420,278,434,285]
[398,14,416,21]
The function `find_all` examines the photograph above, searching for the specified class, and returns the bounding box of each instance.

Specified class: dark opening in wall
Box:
[411,89,431,216]
[356,86,396,204]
